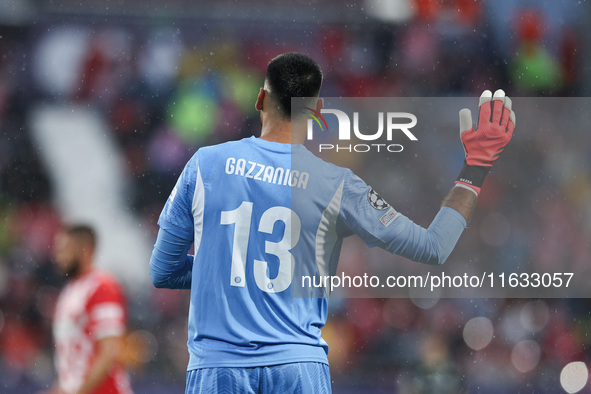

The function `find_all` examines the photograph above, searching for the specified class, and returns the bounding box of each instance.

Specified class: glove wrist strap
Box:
[455,162,490,194]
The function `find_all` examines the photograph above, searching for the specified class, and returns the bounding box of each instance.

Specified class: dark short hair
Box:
[63,224,97,251]
[265,52,323,118]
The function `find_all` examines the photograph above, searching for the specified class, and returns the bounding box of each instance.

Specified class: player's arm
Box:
[441,184,477,223]
[342,89,514,265]
[149,228,193,289]
[388,182,477,265]
[76,336,123,394]
[150,153,201,290]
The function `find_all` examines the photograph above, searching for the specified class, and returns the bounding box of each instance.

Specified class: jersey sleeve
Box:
[158,152,199,240]
[338,171,466,265]
[150,228,194,290]
[87,276,127,341]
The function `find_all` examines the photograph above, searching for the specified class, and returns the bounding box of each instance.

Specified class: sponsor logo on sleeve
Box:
[380,207,399,227]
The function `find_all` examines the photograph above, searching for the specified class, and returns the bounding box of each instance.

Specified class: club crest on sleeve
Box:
[368,188,389,210]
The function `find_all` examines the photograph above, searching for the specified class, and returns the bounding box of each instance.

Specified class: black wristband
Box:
[456,161,490,189]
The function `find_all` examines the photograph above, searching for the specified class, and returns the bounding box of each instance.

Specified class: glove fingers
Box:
[507,110,516,137]
[478,89,493,106]
[459,108,473,135]
[477,90,492,131]
[503,95,512,111]
[500,96,512,129]
[492,89,505,125]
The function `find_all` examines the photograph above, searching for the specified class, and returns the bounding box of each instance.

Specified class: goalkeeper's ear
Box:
[255,88,266,111]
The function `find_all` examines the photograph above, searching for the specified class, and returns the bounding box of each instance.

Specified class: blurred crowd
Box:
[1,0,590,392]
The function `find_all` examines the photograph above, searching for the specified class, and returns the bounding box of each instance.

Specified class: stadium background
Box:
[1,0,591,392]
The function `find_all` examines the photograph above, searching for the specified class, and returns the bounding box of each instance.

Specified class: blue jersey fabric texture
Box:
[152,136,466,370]
[184,362,331,394]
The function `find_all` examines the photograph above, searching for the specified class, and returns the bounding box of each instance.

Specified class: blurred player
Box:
[149,53,515,393]
[45,225,132,394]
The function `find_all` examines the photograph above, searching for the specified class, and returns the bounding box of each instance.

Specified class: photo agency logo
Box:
[304,104,418,153]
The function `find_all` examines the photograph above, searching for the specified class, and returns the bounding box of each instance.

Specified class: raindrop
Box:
[560,362,588,394]
[463,316,494,351]
[511,340,541,373]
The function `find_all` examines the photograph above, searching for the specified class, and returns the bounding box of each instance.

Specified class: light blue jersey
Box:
[157,136,466,369]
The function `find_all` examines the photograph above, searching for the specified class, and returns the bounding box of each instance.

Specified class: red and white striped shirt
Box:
[53,269,132,394]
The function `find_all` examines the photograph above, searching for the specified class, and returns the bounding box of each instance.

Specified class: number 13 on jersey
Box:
[220,202,301,293]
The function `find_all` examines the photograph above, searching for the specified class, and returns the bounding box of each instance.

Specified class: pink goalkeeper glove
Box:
[455,89,516,195]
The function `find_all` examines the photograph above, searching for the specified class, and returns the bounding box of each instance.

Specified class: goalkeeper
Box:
[149,53,515,393]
